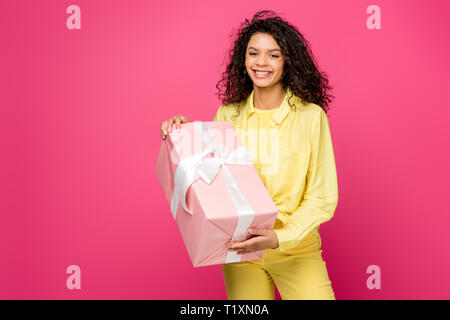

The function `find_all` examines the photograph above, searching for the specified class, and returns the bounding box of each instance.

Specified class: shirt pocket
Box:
[262,148,308,188]
[279,149,309,172]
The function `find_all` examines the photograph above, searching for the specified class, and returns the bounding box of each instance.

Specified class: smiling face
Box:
[245,32,285,89]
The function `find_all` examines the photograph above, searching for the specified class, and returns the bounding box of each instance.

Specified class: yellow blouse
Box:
[213,87,338,252]
[252,106,279,177]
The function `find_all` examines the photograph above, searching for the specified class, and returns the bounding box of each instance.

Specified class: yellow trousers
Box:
[221,229,335,300]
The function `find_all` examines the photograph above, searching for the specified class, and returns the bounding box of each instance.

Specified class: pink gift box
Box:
[155,121,278,267]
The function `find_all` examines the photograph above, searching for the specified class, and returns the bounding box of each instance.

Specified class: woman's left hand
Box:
[227,229,279,254]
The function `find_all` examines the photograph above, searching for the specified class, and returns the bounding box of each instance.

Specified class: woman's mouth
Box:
[252,70,273,79]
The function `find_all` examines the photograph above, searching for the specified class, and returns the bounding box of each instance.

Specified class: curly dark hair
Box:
[215,10,334,118]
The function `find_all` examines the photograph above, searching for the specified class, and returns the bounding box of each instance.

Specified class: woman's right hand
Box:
[160,114,190,139]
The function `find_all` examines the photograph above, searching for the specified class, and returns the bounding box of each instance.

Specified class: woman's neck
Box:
[253,85,286,110]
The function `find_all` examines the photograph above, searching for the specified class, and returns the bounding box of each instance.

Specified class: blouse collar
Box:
[243,87,293,125]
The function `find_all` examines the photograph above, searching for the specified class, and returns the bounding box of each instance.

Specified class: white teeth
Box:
[255,71,270,75]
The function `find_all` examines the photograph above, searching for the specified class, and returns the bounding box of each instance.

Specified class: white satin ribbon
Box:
[170,121,256,263]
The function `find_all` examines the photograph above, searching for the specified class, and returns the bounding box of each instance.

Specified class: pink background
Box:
[1,0,449,299]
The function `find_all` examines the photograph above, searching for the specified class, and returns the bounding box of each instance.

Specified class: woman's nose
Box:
[256,56,268,66]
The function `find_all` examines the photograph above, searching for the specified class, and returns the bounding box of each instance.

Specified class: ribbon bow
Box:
[171,142,254,217]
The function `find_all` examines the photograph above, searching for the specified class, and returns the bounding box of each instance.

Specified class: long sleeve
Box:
[274,109,339,251]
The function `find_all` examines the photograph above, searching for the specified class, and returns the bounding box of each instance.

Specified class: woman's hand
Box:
[227,229,279,254]
[160,114,190,139]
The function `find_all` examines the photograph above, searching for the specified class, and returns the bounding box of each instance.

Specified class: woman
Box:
[160,10,338,300]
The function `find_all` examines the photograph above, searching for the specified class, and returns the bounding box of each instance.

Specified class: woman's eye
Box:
[249,52,279,58]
